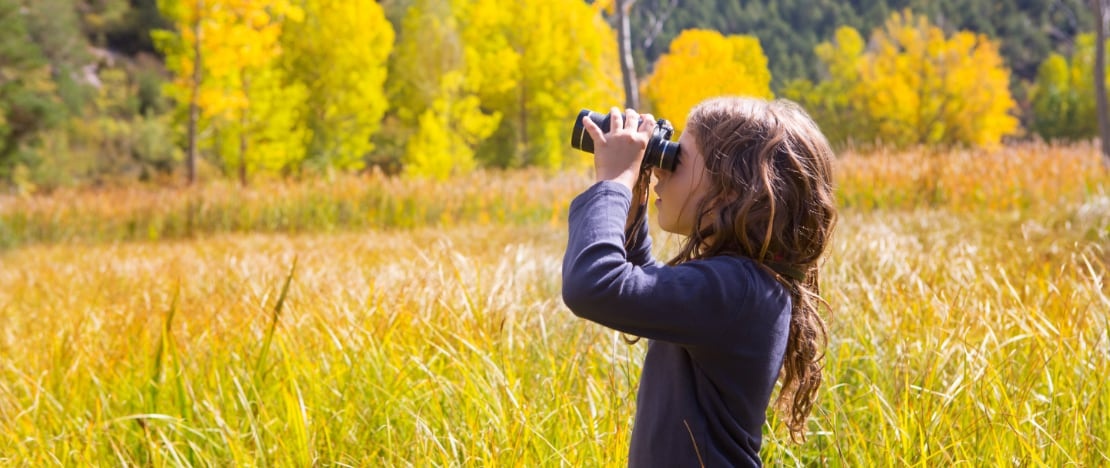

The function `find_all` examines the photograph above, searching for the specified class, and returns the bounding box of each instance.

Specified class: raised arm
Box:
[561,181,788,347]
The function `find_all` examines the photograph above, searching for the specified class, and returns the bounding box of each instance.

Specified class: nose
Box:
[652,166,668,181]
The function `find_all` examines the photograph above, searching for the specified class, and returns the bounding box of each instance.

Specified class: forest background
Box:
[0,0,1106,190]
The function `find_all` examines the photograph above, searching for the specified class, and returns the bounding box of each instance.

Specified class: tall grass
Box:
[2,142,1104,249]
[0,169,586,250]
[0,143,1107,465]
[835,141,1108,213]
[0,227,637,465]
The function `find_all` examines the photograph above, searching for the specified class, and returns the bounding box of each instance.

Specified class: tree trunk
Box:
[616,0,639,110]
[1095,0,1110,167]
[185,0,204,185]
[239,74,250,186]
[519,78,528,166]
[238,118,248,186]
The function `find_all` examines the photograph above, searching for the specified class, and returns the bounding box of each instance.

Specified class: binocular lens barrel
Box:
[570,109,680,172]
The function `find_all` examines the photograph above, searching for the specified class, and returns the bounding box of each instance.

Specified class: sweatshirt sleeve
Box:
[626,198,660,268]
[561,181,781,348]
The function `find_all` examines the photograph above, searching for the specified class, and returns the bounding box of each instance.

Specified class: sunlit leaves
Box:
[1030,33,1106,141]
[282,0,394,170]
[782,27,868,146]
[156,0,394,178]
[787,10,1019,149]
[403,71,500,179]
[155,0,309,179]
[640,29,773,133]
[464,0,623,169]
[390,0,499,179]
[866,11,1017,147]
[388,0,619,176]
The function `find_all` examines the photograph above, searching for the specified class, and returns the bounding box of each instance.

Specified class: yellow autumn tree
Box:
[862,10,1017,147]
[464,0,622,169]
[156,0,308,184]
[281,0,393,171]
[640,29,773,133]
[205,1,308,182]
[790,10,1018,149]
[783,26,870,145]
[389,0,499,179]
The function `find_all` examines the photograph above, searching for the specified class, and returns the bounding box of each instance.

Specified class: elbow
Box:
[561,273,604,320]
[562,251,629,321]
[561,277,590,317]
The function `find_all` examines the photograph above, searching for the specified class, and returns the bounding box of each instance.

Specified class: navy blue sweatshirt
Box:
[561,181,792,467]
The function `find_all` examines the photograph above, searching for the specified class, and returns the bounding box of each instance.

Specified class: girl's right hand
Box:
[581,107,656,190]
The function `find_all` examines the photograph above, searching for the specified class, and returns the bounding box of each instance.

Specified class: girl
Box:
[562,97,837,467]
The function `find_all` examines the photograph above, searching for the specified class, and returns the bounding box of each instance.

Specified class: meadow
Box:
[0,142,1108,466]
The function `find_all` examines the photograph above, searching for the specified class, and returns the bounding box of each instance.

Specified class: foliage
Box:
[388,0,499,179]
[781,27,868,147]
[0,0,64,183]
[463,0,623,169]
[20,0,96,113]
[206,67,310,177]
[628,0,1091,92]
[155,0,396,180]
[76,0,132,46]
[786,10,1019,149]
[1030,33,1106,141]
[281,0,394,172]
[200,0,308,178]
[864,11,1019,147]
[387,0,622,173]
[1,0,1107,188]
[29,67,179,189]
[402,84,499,179]
[156,0,309,181]
[97,0,172,55]
[639,28,773,133]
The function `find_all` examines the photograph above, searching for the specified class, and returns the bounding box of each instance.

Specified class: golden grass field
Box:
[0,142,1108,466]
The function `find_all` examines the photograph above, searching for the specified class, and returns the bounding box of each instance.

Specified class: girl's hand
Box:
[581,107,656,190]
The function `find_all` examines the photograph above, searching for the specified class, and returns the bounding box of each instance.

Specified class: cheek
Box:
[680,174,703,210]
[681,177,710,226]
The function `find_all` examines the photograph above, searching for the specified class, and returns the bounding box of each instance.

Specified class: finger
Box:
[624,108,640,129]
[582,114,604,144]
[639,113,656,132]
[609,107,623,132]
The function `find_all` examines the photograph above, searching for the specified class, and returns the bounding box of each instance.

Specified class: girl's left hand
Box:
[581,107,656,190]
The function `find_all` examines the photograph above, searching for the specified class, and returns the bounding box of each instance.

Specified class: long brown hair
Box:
[668,97,838,441]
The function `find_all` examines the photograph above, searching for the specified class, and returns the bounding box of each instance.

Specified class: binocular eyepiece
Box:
[570,109,680,171]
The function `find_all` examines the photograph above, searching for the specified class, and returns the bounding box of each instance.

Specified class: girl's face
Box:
[652,130,710,236]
